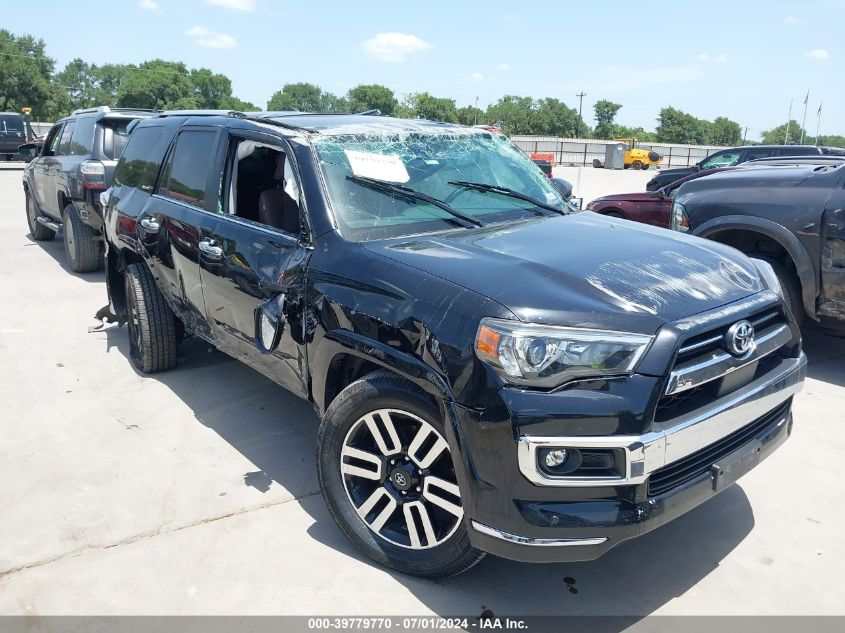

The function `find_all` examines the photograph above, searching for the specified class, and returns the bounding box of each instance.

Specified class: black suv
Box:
[671,161,845,330]
[101,111,805,577]
[21,106,152,271]
[1,112,38,160]
[647,144,845,191]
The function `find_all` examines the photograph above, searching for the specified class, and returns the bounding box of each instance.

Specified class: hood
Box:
[593,191,659,203]
[678,164,820,194]
[656,166,696,178]
[363,213,763,335]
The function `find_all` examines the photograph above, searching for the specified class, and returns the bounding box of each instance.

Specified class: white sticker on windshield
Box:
[344,150,410,183]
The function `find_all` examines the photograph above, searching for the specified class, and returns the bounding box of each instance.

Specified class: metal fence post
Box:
[583,143,588,166]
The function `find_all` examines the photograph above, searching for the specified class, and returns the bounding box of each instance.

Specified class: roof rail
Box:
[247,115,318,134]
[70,106,158,116]
[356,109,382,116]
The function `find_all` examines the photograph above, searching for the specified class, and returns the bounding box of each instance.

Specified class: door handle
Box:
[198,238,224,260]
[140,216,160,232]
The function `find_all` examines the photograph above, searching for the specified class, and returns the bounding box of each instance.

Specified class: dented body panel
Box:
[103,112,806,564]
[675,163,845,326]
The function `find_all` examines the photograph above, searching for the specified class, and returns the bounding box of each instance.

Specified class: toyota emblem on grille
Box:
[725,320,755,356]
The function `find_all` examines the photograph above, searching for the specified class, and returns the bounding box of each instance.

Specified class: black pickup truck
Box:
[100,111,805,577]
[671,162,845,330]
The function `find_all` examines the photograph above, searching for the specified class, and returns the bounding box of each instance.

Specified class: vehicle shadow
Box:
[98,329,756,621]
[24,232,104,283]
[801,322,845,388]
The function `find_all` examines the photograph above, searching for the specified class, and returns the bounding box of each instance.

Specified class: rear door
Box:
[197,130,311,397]
[44,120,76,216]
[144,126,224,337]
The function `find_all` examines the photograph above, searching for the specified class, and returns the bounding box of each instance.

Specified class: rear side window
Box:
[57,120,76,156]
[779,146,817,156]
[745,149,775,161]
[114,127,165,191]
[1,114,24,132]
[69,116,96,155]
[101,119,133,160]
[160,130,217,208]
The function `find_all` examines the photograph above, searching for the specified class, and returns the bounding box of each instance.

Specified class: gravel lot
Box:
[1,166,843,616]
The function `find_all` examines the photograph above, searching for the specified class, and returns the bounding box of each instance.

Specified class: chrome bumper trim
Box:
[471,521,607,547]
[517,353,806,487]
[665,323,792,396]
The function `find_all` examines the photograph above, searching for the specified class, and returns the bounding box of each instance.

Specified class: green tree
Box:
[593,100,622,140]
[534,98,581,136]
[656,106,710,144]
[710,116,742,145]
[484,95,536,135]
[0,30,56,119]
[404,92,457,122]
[456,105,483,126]
[347,84,397,116]
[761,120,808,145]
[613,124,657,142]
[116,60,195,109]
[816,134,845,149]
[190,68,232,109]
[55,58,98,110]
[267,82,325,112]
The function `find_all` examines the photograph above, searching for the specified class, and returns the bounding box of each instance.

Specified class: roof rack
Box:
[70,106,157,116]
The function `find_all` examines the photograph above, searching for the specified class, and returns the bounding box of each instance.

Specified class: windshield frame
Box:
[310,128,567,241]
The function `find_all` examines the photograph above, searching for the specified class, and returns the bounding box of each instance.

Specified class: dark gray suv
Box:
[21,106,152,272]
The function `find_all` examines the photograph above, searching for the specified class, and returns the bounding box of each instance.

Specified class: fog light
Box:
[538,447,583,475]
[544,448,568,468]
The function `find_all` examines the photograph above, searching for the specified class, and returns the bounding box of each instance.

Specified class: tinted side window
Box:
[160,130,217,208]
[101,119,133,160]
[745,149,775,161]
[69,116,96,155]
[44,123,64,157]
[114,127,165,191]
[778,146,815,156]
[57,120,76,156]
[1,114,24,132]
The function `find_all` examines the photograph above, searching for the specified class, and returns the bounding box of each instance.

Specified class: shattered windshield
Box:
[314,129,566,240]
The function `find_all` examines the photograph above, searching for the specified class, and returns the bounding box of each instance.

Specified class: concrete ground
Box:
[1,167,843,617]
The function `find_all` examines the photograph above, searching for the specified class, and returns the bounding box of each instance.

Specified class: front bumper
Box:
[460,353,806,563]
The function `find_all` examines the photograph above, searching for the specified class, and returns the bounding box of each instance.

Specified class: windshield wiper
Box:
[448,181,567,215]
[346,175,483,228]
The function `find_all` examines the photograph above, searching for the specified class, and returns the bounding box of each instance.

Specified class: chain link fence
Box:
[510,136,730,168]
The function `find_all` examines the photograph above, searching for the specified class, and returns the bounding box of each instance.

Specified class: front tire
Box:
[124,263,178,373]
[62,204,101,272]
[317,370,484,578]
[632,161,643,170]
[759,257,805,327]
[26,193,55,241]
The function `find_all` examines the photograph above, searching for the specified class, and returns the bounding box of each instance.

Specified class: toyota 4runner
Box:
[100,111,806,578]
[21,106,152,272]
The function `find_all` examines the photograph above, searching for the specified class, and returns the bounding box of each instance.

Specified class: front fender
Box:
[694,215,817,318]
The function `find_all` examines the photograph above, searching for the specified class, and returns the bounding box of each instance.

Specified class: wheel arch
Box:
[694,215,817,318]
[105,244,146,317]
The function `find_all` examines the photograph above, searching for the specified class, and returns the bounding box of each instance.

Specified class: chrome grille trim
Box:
[664,323,791,396]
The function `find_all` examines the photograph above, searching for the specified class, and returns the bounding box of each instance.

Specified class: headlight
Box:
[750,258,783,298]
[475,318,653,388]
[671,201,690,232]
[585,200,598,210]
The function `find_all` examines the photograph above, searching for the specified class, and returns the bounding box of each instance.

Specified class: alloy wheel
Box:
[340,408,463,550]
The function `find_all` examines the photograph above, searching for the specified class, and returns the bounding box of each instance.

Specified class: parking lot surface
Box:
[1,168,843,616]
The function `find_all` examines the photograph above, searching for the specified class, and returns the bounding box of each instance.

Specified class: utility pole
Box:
[800,90,809,144]
[475,96,479,125]
[743,126,748,144]
[784,99,793,144]
[576,91,586,138]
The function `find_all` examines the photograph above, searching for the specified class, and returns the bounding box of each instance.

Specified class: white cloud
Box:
[361,32,432,62]
[471,72,484,81]
[205,0,255,10]
[783,15,800,25]
[139,0,159,9]
[697,53,728,63]
[185,26,237,48]
[806,48,830,59]
[497,63,511,71]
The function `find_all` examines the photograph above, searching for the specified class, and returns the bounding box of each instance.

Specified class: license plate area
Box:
[710,437,763,492]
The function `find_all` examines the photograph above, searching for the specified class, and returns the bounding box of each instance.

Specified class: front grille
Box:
[647,399,791,497]
[655,307,789,421]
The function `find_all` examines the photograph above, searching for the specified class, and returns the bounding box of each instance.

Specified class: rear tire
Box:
[26,193,55,241]
[317,370,484,578]
[62,204,101,272]
[759,257,804,327]
[632,161,643,170]
[124,263,178,373]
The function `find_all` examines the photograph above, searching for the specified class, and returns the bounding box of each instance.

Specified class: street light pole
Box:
[475,96,479,125]
[576,91,586,138]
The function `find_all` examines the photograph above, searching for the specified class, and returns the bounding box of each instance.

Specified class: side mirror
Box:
[550,177,573,201]
[18,143,39,159]
[254,294,286,354]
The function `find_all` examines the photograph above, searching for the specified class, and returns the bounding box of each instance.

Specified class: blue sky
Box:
[6,0,844,138]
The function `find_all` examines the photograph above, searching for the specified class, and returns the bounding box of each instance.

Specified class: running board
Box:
[36,216,61,231]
